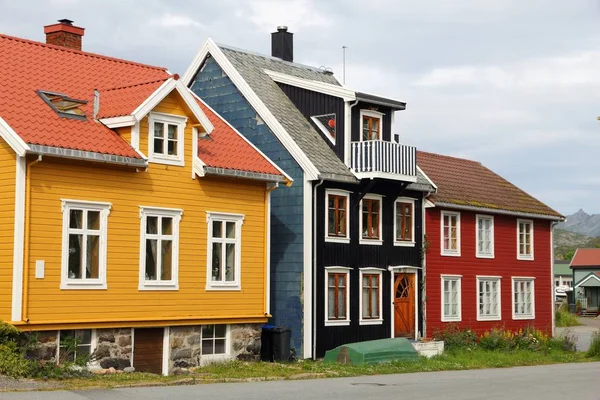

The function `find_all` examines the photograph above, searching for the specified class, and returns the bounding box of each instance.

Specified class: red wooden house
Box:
[418,151,564,336]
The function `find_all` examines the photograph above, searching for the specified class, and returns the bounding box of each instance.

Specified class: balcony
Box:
[350,140,417,181]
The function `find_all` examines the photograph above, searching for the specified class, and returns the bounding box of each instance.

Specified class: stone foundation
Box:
[94,328,132,370]
[26,331,58,362]
[230,324,261,361]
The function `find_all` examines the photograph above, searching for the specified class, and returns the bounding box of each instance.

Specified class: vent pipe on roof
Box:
[44,19,85,51]
[93,89,100,120]
[271,26,293,62]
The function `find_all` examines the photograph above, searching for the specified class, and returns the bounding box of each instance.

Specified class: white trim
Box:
[181,39,319,180]
[389,266,419,340]
[441,275,462,322]
[100,115,137,129]
[394,197,416,247]
[511,277,536,320]
[354,171,418,183]
[11,156,26,321]
[440,211,461,257]
[433,202,563,221]
[575,273,600,288]
[263,69,356,102]
[475,214,495,259]
[359,194,383,246]
[310,114,336,145]
[517,219,534,260]
[424,199,435,209]
[344,101,352,167]
[60,200,111,290]
[199,324,231,366]
[266,187,272,315]
[193,156,206,178]
[416,166,438,190]
[476,276,502,321]
[325,189,350,244]
[205,211,244,291]
[324,267,351,327]
[147,112,186,167]
[359,109,384,142]
[0,116,30,157]
[359,268,384,325]
[303,176,313,359]
[162,327,169,376]
[130,328,135,366]
[131,122,140,151]
[138,206,183,291]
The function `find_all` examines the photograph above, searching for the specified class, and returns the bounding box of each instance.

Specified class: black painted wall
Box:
[351,102,393,142]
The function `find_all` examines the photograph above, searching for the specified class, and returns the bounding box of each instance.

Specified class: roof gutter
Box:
[203,166,289,184]
[28,145,147,168]
[433,201,565,221]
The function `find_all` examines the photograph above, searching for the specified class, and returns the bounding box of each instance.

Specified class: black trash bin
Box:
[260,325,291,362]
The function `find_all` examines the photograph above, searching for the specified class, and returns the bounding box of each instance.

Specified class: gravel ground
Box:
[0,376,62,392]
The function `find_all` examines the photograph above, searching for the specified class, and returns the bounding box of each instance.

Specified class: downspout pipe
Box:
[22,155,42,323]
[312,179,324,360]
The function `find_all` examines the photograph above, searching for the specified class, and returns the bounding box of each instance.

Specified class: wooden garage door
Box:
[133,328,163,374]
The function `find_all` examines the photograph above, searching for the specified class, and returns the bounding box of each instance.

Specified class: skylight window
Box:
[311,114,336,145]
[38,90,87,120]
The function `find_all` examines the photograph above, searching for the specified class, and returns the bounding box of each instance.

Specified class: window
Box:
[38,90,87,120]
[360,269,383,325]
[201,325,228,356]
[139,207,182,290]
[58,329,92,364]
[206,212,244,290]
[477,277,501,321]
[325,190,350,243]
[512,278,535,319]
[148,112,186,166]
[325,267,351,326]
[360,195,382,245]
[61,200,110,290]
[476,215,494,258]
[517,219,534,260]
[311,114,336,144]
[555,280,560,287]
[394,198,415,246]
[441,275,462,322]
[441,211,460,256]
[360,110,383,141]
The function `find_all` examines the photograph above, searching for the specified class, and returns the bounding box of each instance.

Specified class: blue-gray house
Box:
[182,27,435,358]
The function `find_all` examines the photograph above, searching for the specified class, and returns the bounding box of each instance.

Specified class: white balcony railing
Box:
[350,140,417,180]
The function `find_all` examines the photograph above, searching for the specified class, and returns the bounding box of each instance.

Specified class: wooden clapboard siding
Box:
[133,328,163,374]
[23,90,269,329]
[0,139,16,321]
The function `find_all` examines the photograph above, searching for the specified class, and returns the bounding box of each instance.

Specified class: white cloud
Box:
[150,14,204,29]
[238,0,330,30]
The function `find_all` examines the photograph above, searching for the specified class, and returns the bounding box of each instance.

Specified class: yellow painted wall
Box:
[23,91,268,330]
[0,140,15,321]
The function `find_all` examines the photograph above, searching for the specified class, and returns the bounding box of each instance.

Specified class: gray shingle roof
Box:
[218,44,357,182]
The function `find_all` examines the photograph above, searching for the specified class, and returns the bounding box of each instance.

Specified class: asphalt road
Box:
[1,362,598,400]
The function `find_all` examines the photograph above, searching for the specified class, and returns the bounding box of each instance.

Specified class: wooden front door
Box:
[133,328,164,374]
[393,273,415,338]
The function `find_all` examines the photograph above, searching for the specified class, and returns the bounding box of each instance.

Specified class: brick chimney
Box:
[44,19,85,51]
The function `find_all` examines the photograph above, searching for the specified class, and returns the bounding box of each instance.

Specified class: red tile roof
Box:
[570,248,600,268]
[97,77,171,119]
[418,151,563,218]
[195,97,283,177]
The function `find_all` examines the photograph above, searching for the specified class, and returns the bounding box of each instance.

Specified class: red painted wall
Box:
[424,209,553,337]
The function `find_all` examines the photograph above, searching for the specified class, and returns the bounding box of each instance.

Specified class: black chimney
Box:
[271,26,293,62]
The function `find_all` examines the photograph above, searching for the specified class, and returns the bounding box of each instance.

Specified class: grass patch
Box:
[556,309,583,327]
[587,331,600,357]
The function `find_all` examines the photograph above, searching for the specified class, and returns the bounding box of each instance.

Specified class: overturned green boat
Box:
[324,337,420,365]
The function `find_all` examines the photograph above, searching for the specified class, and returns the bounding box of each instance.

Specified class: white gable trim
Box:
[181,39,319,181]
[416,165,437,190]
[100,115,136,129]
[0,117,30,157]
[575,273,600,288]
[263,69,356,102]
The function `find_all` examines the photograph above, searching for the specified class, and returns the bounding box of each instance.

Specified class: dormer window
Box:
[148,112,186,167]
[38,90,87,120]
[311,114,336,144]
[360,110,383,141]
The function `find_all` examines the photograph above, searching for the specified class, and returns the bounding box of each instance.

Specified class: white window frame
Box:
[311,114,336,145]
[359,268,384,325]
[394,197,416,247]
[325,189,351,244]
[440,211,461,256]
[441,274,462,322]
[206,212,244,291]
[476,276,502,321]
[359,194,383,246]
[476,214,494,259]
[56,329,96,365]
[138,206,182,291]
[199,324,231,365]
[60,199,111,290]
[148,111,186,166]
[517,219,534,260]
[325,267,351,326]
[512,277,535,320]
[359,109,384,141]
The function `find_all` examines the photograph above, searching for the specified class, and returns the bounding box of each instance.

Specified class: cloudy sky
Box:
[1,0,599,215]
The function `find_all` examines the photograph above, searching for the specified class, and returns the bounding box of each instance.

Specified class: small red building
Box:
[418,151,564,336]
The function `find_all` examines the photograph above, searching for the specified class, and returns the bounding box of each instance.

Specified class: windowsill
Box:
[441,317,462,323]
[359,319,383,326]
[394,240,415,247]
[476,315,501,322]
[325,236,350,244]
[359,238,383,246]
[476,253,495,259]
[206,283,242,291]
[513,314,535,320]
[517,255,534,261]
[60,282,107,290]
[441,251,461,257]
[139,282,179,291]
[199,353,231,366]
[148,156,184,167]
[325,319,350,327]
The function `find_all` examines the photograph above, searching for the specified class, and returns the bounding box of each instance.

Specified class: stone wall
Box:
[94,328,132,370]
[230,324,261,361]
[26,331,57,362]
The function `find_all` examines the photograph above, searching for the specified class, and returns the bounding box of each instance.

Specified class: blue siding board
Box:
[191,57,306,354]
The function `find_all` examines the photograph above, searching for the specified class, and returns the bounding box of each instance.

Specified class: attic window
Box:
[38,90,87,120]
[311,114,336,145]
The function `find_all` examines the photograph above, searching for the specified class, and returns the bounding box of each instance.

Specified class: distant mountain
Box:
[553,229,599,260]
[558,209,600,237]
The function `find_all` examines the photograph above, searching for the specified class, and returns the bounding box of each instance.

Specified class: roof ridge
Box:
[100,76,173,92]
[0,33,169,72]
